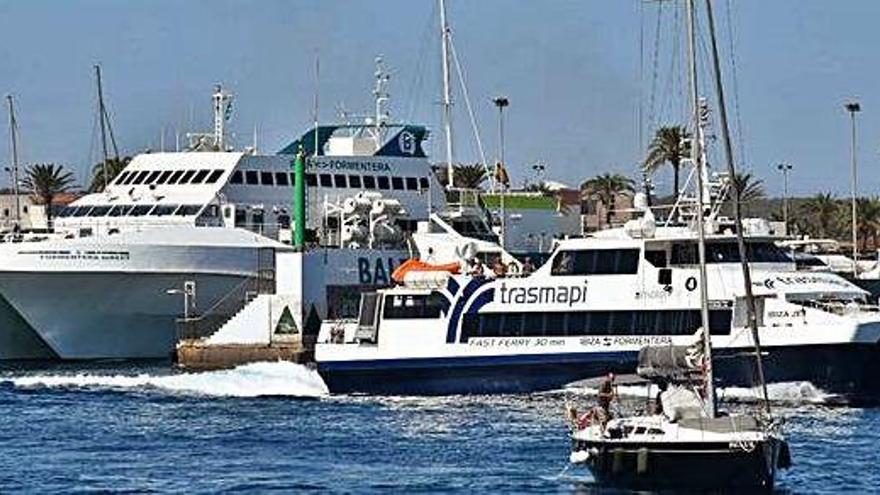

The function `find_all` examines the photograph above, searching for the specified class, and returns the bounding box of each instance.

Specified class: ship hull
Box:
[318,343,880,398]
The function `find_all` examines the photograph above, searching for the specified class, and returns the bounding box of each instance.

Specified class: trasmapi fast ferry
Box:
[316,193,880,397]
[0,78,467,360]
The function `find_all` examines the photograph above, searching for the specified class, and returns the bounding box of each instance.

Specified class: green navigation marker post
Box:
[293,147,306,249]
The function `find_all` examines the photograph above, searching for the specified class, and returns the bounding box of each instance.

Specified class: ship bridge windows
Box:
[57,206,78,217]
[128,205,154,216]
[230,170,243,184]
[551,249,640,276]
[405,177,418,190]
[419,177,430,190]
[150,204,178,216]
[349,175,362,188]
[144,171,162,184]
[113,171,131,185]
[72,206,93,217]
[319,174,332,187]
[205,169,224,184]
[131,171,150,185]
[377,176,390,190]
[156,170,174,185]
[175,204,203,216]
[461,309,732,341]
[334,174,347,188]
[644,249,667,268]
[191,169,211,184]
[382,292,446,319]
[391,177,404,190]
[87,206,112,217]
[363,175,377,189]
[178,170,197,184]
[120,172,137,185]
[306,173,317,187]
[108,204,133,217]
[260,171,274,186]
[274,172,289,186]
[245,170,259,185]
[670,241,792,266]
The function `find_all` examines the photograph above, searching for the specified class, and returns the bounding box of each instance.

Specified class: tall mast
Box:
[6,95,21,229]
[704,0,771,414]
[438,0,455,188]
[685,0,716,418]
[95,65,110,191]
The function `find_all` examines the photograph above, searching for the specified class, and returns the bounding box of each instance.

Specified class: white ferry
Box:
[0,81,460,360]
[315,194,880,397]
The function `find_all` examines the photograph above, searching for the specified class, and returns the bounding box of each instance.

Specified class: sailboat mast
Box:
[6,95,21,229]
[95,65,110,191]
[438,0,455,188]
[685,0,716,418]
[704,0,771,415]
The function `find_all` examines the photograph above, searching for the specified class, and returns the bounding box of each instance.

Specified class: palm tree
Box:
[644,126,690,202]
[432,163,489,189]
[856,197,880,250]
[88,156,131,192]
[800,193,839,238]
[581,173,635,228]
[728,172,765,216]
[22,163,75,227]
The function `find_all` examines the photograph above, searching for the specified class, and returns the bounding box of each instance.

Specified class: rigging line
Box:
[638,0,643,162]
[404,3,437,122]
[724,0,746,166]
[448,39,489,179]
[657,2,682,128]
[646,0,664,137]
[103,105,120,161]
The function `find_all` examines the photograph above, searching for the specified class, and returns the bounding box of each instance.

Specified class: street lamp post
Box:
[493,96,509,249]
[777,163,792,235]
[845,101,861,275]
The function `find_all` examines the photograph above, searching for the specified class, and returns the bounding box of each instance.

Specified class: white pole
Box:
[846,103,860,275]
[6,95,21,230]
[438,0,455,188]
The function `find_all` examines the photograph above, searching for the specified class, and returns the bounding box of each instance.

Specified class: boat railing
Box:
[790,298,880,316]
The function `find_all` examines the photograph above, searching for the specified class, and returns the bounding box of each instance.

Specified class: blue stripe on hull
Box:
[318,344,880,397]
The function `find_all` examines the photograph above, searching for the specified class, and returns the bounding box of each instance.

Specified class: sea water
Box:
[0,361,876,493]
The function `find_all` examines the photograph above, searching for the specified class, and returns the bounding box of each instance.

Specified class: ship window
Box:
[150,204,178,216]
[391,177,404,190]
[129,205,154,216]
[363,175,377,189]
[156,170,174,185]
[289,172,296,186]
[383,292,445,319]
[121,171,138,185]
[145,171,162,184]
[275,172,289,186]
[131,171,150,185]
[278,214,290,229]
[479,313,501,335]
[72,206,93,217]
[644,249,667,267]
[167,170,185,184]
[377,176,390,190]
[230,170,243,184]
[306,173,317,187]
[319,174,332,187]
[107,204,132,217]
[348,175,362,188]
[260,171,274,186]
[405,177,418,190]
[178,170,197,184]
[358,293,380,327]
[334,174,347,188]
[56,206,76,217]
[419,177,429,190]
[205,170,224,184]
[545,312,566,335]
[191,169,210,184]
[113,171,130,184]
[245,170,259,185]
[501,313,522,336]
[86,205,111,216]
[551,249,639,276]
[175,204,202,216]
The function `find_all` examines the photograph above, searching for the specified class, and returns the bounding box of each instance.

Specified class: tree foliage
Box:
[644,126,690,202]
[581,173,635,228]
[22,163,75,227]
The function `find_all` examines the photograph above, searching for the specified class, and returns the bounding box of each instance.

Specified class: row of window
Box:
[460,309,732,339]
[114,169,224,187]
[383,293,447,319]
[551,249,640,276]
[229,170,430,192]
[57,204,204,218]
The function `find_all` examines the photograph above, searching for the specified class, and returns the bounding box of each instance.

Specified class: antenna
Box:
[313,49,320,156]
[6,95,21,229]
[95,65,111,191]
[373,55,391,148]
[438,0,455,188]
[212,84,233,150]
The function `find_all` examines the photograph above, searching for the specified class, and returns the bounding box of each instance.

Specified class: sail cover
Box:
[637,340,704,380]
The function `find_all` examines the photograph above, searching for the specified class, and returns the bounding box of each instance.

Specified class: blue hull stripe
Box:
[318,350,634,372]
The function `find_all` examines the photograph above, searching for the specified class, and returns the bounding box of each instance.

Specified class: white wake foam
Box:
[6,361,329,398]
[719,381,831,404]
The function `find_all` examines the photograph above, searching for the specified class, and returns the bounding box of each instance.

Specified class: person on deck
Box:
[521,257,535,275]
[598,372,617,420]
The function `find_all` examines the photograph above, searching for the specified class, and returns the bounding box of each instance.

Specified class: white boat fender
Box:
[569,450,590,464]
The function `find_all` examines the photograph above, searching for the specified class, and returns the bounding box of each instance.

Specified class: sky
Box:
[0,0,879,198]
